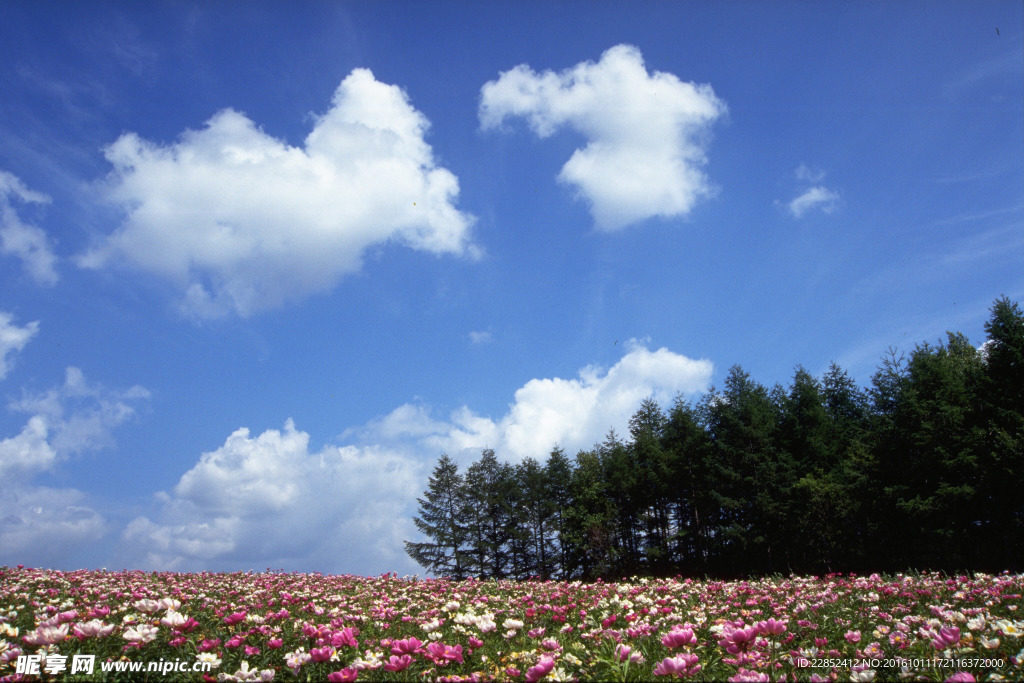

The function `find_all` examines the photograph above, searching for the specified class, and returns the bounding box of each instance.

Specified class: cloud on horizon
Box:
[0,366,149,568]
[480,44,727,231]
[117,340,712,575]
[80,69,477,318]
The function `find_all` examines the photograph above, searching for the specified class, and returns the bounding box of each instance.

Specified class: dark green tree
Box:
[404,454,470,578]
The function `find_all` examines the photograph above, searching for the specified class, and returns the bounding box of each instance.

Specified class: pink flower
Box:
[945,673,976,683]
[653,654,701,678]
[73,619,115,639]
[331,627,358,648]
[662,627,697,649]
[327,669,358,682]
[383,654,412,672]
[426,641,464,665]
[268,638,284,649]
[932,626,961,649]
[525,655,556,683]
[528,627,546,638]
[614,643,643,664]
[755,618,786,636]
[224,611,247,626]
[225,635,245,648]
[729,669,770,682]
[718,624,758,654]
[88,606,111,619]
[390,636,424,656]
[845,630,862,643]
[245,645,261,655]
[23,624,69,645]
[310,646,335,662]
[505,667,521,678]
[468,636,484,649]
[199,638,221,651]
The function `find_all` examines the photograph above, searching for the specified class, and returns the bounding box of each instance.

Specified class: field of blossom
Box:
[1,566,1022,682]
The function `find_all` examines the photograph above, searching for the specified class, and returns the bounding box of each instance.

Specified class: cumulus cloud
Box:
[119,341,711,575]
[81,69,477,318]
[0,171,58,286]
[480,44,727,230]
[0,312,39,381]
[359,339,713,462]
[121,419,423,575]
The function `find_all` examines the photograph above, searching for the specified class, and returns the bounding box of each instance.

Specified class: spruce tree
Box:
[404,454,469,578]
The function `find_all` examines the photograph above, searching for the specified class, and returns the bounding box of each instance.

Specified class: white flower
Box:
[352,651,384,670]
[420,618,442,633]
[133,599,160,613]
[503,618,525,630]
[967,616,987,631]
[123,623,159,644]
[160,610,188,628]
[197,652,223,668]
[980,635,1001,649]
[156,598,182,611]
[850,669,876,682]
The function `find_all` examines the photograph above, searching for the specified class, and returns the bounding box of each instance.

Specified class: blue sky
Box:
[1,1,1021,576]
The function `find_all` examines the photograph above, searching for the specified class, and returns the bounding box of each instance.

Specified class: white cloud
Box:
[480,44,727,230]
[0,312,39,381]
[82,69,477,318]
[121,419,424,575]
[795,163,826,183]
[788,185,840,218]
[0,367,148,567]
[9,366,150,457]
[468,330,494,344]
[0,171,58,286]
[360,340,713,462]
[0,485,107,567]
[118,341,711,575]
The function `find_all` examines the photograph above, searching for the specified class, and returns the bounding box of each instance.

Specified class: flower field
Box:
[1,567,1022,682]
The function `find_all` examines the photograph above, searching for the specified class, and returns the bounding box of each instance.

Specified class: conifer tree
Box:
[404,454,469,578]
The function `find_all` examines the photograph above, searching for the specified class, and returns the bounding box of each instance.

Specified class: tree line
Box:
[405,296,1024,580]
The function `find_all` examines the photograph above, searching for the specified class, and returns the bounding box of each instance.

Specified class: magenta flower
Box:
[224,611,247,626]
[932,626,961,649]
[199,638,221,651]
[390,636,424,656]
[718,624,758,654]
[653,653,701,678]
[310,645,335,662]
[945,673,976,683]
[426,641,464,665]
[327,669,359,682]
[331,627,358,649]
[845,630,862,643]
[383,654,412,672]
[468,636,484,649]
[268,638,284,649]
[525,655,556,683]
[755,618,786,636]
[728,669,770,682]
[662,626,697,648]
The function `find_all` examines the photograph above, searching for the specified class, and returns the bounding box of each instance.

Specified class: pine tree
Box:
[404,454,469,578]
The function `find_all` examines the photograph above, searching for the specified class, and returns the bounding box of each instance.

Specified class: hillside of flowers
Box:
[1,566,1022,682]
